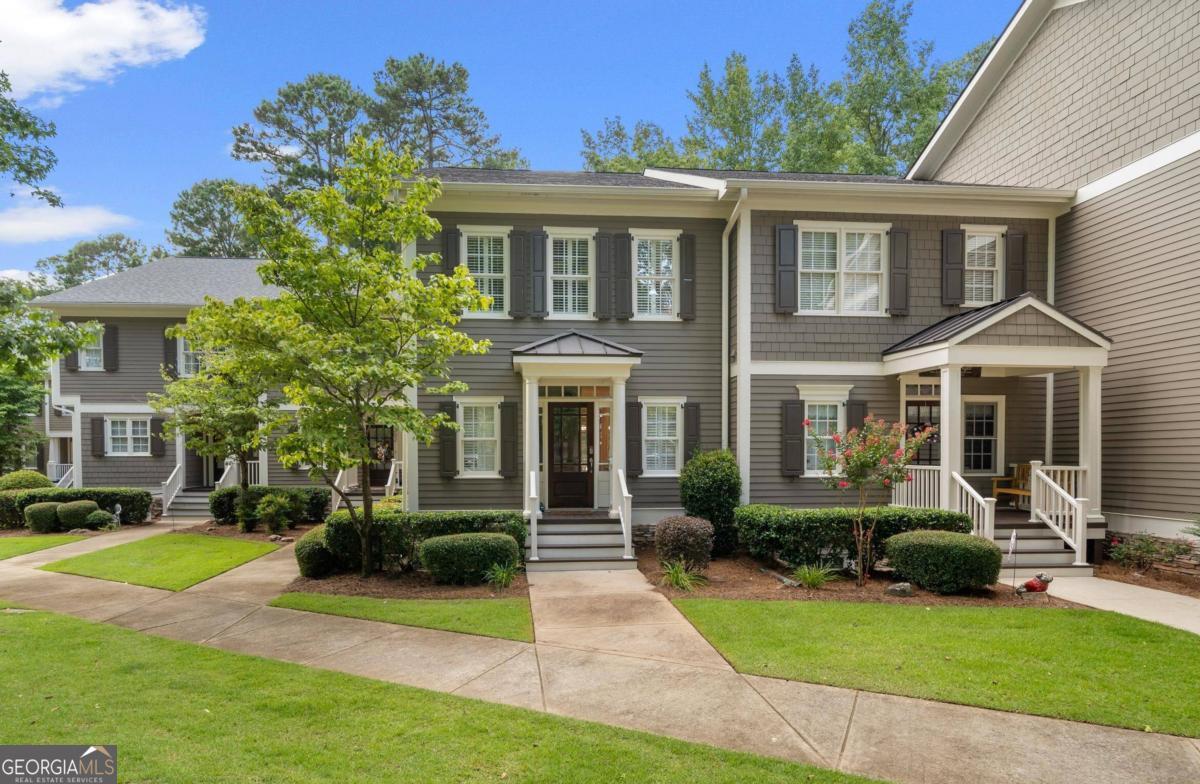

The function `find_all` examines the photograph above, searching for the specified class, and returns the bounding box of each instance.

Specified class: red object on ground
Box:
[1021,576,1049,593]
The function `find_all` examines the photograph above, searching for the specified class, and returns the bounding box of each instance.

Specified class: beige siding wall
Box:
[1054,147,1200,520]
[935,0,1200,188]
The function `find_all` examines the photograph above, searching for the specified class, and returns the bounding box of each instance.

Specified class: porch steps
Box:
[163,489,212,521]
[526,512,638,572]
[991,511,1095,577]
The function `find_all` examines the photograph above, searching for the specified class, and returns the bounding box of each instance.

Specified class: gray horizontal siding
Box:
[79,413,175,490]
[264,449,320,487]
[59,317,177,403]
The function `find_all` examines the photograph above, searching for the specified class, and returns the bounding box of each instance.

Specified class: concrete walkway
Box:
[1,533,1199,784]
[1008,575,1200,635]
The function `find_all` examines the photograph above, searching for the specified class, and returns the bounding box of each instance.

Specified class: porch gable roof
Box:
[511,330,643,358]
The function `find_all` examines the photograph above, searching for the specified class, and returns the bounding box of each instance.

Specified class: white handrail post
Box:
[1073,498,1089,565]
[1028,460,1043,522]
[527,470,539,561]
[618,468,633,559]
[983,497,996,541]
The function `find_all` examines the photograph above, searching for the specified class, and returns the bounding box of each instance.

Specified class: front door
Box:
[548,402,593,508]
[366,425,395,487]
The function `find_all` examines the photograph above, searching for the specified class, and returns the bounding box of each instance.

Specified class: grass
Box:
[0,607,876,784]
[676,599,1200,738]
[0,534,84,560]
[40,533,277,591]
[270,592,534,642]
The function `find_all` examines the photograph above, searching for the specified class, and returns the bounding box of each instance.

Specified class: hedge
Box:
[655,515,715,571]
[679,450,741,556]
[418,532,520,585]
[209,485,330,525]
[1,487,152,528]
[56,500,100,529]
[735,505,972,569]
[84,509,118,530]
[323,508,526,574]
[294,524,336,579]
[885,530,1003,594]
[24,502,61,533]
[0,469,53,491]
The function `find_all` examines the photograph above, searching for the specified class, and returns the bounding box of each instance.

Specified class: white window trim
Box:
[793,220,891,317]
[79,331,105,372]
[545,227,597,320]
[460,225,511,320]
[630,228,682,321]
[962,394,1006,476]
[454,396,503,479]
[177,337,200,378]
[960,224,1007,308]
[797,385,853,478]
[640,396,685,477]
[105,416,152,457]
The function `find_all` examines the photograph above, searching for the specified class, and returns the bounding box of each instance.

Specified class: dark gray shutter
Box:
[594,232,613,319]
[150,417,166,457]
[442,226,462,271]
[438,402,458,478]
[625,401,642,477]
[508,229,530,318]
[846,400,868,431]
[941,229,965,305]
[614,232,633,319]
[64,348,79,371]
[781,400,806,477]
[1005,231,1027,297]
[888,229,910,316]
[529,229,548,318]
[163,334,178,379]
[678,233,697,320]
[102,324,118,371]
[683,402,701,460]
[498,401,518,478]
[775,224,798,313]
[91,417,106,458]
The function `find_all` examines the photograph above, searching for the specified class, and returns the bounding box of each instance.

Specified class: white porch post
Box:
[610,377,626,517]
[522,375,539,516]
[401,386,419,511]
[1079,365,1103,520]
[938,365,962,511]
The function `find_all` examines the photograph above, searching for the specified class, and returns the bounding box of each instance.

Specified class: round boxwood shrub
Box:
[56,500,100,529]
[24,501,62,533]
[0,469,53,491]
[84,509,118,530]
[885,530,1003,594]
[256,493,294,534]
[418,532,520,585]
[679,449,741,556]
[295,524,336,579]
[655,515,715,571]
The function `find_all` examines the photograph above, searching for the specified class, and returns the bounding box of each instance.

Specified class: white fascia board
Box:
[642,168,729,196]
[432,192,729,219]
[78,403,160,414]
[948,298,1111,349]
[749,361,885,377]
[36,303,194,318]
[743,191,1067,220]
[735,178,1072,203]
[1075,129,1200,205]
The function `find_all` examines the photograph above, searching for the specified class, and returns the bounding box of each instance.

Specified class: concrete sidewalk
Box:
[1007,574,1200,635]
[1,535,1199,783]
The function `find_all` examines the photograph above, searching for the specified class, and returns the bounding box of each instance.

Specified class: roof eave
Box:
[721,178,1075,203]
[433,181,720,201]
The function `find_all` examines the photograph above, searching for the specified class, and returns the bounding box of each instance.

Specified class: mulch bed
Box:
[0,528,95,538]
[639,546,1075,608]
[285,570,529,600]
[180,520,320,544]
[1095,562,1200,600]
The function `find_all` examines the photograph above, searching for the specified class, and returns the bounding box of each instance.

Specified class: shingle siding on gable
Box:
[934,0,1200,189]
[961,308,1095,347]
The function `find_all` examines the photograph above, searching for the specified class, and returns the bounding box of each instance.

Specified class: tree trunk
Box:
[358,458,374,577]
[237,453,249,493]
[855,486,870,587]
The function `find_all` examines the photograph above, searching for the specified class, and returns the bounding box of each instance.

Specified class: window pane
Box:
[644,405,678,472]
[553,237,589,276]
[636,278,673,316]
[966,234,997,268]
[965,269,995,303]
[843,272,880,313]
[463,439,497,473]
[805,403,839,471]
[844,232,881,271]
[462,405,495,439]
[964,403,997,472]
[466,235,505,275]
[799,272,836,311]
[800,231,838,271]
[636,239,673,277]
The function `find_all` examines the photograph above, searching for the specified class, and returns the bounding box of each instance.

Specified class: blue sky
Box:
[0,0,1014,274]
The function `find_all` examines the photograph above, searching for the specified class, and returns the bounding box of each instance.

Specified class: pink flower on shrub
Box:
[905,474,913,482]
[838,480,850,489]
[880,457,889,467]
[832,433,842,444]
[803,418,812,427]
[883,478,891,486]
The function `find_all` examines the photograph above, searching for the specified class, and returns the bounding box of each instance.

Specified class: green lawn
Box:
[0,608,876,784]
[40,533,277,591]
[0,534,85,560]
[676,599,1200,737]
[271,592,534,642]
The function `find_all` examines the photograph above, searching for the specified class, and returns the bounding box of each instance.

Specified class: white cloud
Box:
[1,0,207,103]
[0,269,37,282]
[0,200,135,243]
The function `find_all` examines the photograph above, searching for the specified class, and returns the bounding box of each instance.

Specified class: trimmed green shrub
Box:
[655,515,714,571]
[56,500,99,529]
[24,502,62,533]
[294,486,331,522]
[885,530,1003,594]
[679,450,741,555]
[0,487,151,528]
[209,485,330,526]
[84,509,118,530]
[256,493,294,534]
[0,469,53,491]
[735,505,972,570]
[419,532,520,585]
[294,524,336,579]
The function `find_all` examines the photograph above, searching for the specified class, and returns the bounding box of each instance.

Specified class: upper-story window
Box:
[632,230,679,319]
[179,338,201,377]
[548,229,594,318]
[795,221,889,316]
[79,332,104,370]
[462,227,509,316]
[962,225,1006,307]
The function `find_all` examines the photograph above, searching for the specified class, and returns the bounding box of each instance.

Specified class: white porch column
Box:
[1079,365,1103,520]
[610,377,626,517]
[401,386,419,511]
[522,375,539,516]
[938,365,963,511]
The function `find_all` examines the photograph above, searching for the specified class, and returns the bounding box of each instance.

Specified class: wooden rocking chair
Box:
[992,463,1032,510]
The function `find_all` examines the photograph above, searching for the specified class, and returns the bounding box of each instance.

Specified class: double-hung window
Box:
[79,332,104,370]
[107,417,151,456]
[641,398,683,476]
[548,229,594,317]
[179,338,201,377]
[797,384,853,476]
[962,396,1005,475]
[462,227,509,316]
[632,230,679,318]
[962,225,1005,307]
[457,398,501,478]
[795,222,889,316]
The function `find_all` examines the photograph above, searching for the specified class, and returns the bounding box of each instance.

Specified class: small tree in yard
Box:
[208,136,488,575]
[808,413,935,586]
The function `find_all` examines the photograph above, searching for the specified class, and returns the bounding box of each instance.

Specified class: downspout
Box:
[720,188,748,450]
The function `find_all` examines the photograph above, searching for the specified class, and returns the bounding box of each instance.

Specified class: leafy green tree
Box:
[580,118,697,173]
[1,71,59,206]
[35,233,166,290]
[368,54,526,169]
[781,59,849,173]
[166,179,261,258]
[683,52,785,170]
[205,137,489,574]
[231,73,369,192]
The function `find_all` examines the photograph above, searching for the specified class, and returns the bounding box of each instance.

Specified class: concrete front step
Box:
[525,556,638,572]
[537,522,621,534]
[537,532,625,546]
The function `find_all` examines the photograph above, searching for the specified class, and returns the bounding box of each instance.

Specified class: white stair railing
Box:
[891,465,941,508]
[617,468,633,559]
[47,462,72,483]
[54,465,74,488]
[951,471,996,541]
[245,459,261,485]
[527,470,540,561]
[384,459,402,498]
[161,464,183,513]
[1040,465,1084,500]
[215,458,238,490]
[1030,461,1089,566]
[329,468,352,512]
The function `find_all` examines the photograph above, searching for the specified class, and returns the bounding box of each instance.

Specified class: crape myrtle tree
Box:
[209,137,489,575]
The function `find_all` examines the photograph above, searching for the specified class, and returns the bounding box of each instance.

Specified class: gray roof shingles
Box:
[512,330,643,357]
[32,257,276,307]
[423,167,701,189]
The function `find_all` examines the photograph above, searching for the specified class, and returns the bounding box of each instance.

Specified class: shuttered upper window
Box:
[179,337,201,377]
[962,225,1005,307]
[79,332,104,370]
[795,222,889,316]
[462,229,509,315]
[548,231,593,317]
[632,231,679,318]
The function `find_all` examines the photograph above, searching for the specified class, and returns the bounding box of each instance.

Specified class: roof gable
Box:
[511,330,642,357]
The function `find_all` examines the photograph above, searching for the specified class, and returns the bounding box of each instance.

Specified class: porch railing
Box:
[951,471,996,541]
[215,459,261,490]
[1030,461,1089,565]
[891,465,940,509]
[215,459,237,491]
[329,468,353,512]
[384,459,402,498]
[53,465,74,489]
[47,462,72,483]
[1039,464,1084,501]
[617,468,633,559]
[161,464,183,513]
[527,470,540,561]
